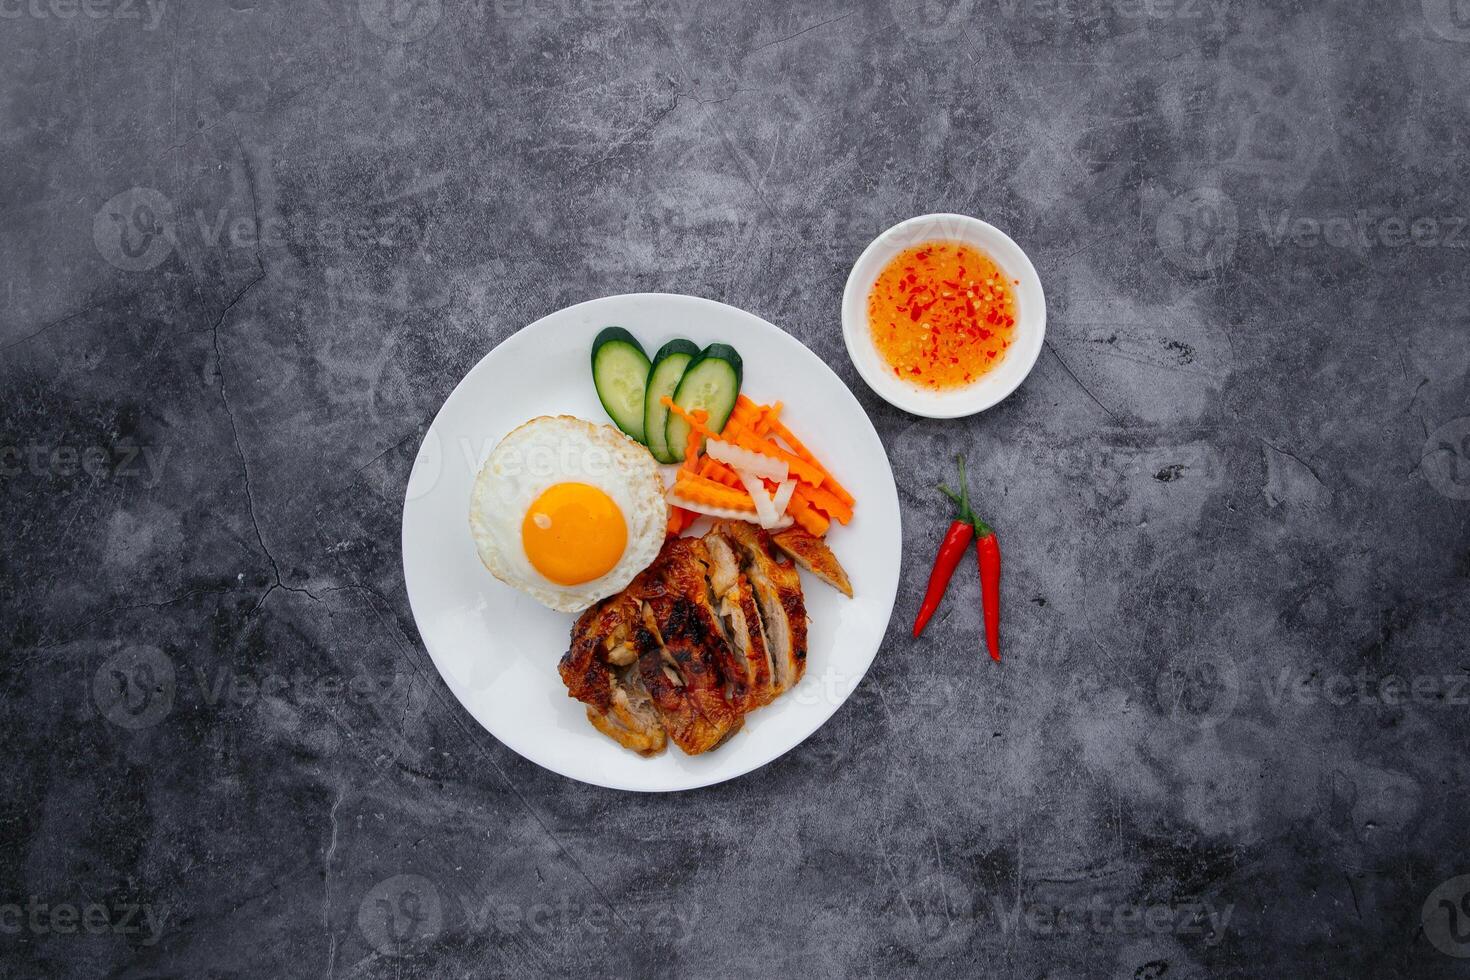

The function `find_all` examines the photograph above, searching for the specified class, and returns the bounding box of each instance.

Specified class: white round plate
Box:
[841,213,1047,419]
[402,294,902,792]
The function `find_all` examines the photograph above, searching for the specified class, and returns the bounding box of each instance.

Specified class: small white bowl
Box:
[841,213,1047,419]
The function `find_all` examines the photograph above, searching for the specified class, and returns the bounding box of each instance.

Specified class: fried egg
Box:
[470,416,666,613]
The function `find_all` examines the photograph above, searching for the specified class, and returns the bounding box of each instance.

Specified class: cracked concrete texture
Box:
[3,0,1469,976]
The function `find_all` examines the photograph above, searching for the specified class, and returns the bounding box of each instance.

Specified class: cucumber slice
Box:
[666,344,743,463]
[643,339,701,463]
[590,327,651,443]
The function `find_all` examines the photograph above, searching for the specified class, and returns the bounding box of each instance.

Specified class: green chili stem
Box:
[938,455,993,537]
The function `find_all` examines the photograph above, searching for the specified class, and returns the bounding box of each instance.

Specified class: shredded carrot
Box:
[671,475,757,513]
[679,393,855,526]
[680,409,708,475]
[662,396,721,437]
[731,396,851,503]
[795,482,853,525]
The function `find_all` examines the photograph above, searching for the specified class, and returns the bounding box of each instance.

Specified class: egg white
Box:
[469,416,666,613]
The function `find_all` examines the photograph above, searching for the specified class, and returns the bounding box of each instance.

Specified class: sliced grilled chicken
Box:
[704,532,777,710]
[633,538,743,754]
[772,527,853,598]
[559,592,668,755]
[558,591,632,707]
[563,522,846,755]
[585,665,665,755]
[708,520,807,691]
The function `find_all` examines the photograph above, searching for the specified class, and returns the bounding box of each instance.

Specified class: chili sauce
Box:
[867,240,1019,389]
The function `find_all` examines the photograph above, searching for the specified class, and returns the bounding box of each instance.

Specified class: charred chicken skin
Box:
[559,522,849,756]
[558,591,667,755]
[633,538,743,754]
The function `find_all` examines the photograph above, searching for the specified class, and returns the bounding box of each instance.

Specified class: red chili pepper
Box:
[974,525,1001,662]
[940,474,1002,662]
[912,456,977,638]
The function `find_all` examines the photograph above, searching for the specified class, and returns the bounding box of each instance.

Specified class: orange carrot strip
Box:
[732,399,782,437]
[732,396,776,436]
[700,458,744,489]
[756,401,783,437]
[795,482,853,525]
[667,507,694,535]
[768,417,855,507]
[680,409,708,474]
[712,398,854,510]
[733,394,773,429]
[730,399,763,428]
[661,396,721,438]
[677,472,750,498]
[784,493,830,537]
[671,476,757,512]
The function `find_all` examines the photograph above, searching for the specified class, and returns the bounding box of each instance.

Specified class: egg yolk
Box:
[521,482,628,586]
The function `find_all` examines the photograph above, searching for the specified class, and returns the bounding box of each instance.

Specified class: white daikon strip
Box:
[736,469,782,528]
[705,439,787,482]
[771,479,796,519]
[666,493,793,529]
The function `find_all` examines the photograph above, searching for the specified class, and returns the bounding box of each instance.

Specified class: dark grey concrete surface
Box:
[3,0,1470,976]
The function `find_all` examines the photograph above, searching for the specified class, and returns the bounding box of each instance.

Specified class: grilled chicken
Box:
[562,519,851,756]
[633,538,742,754]
[707,521,807,691]
[558,592,667,755]
[772,527,852,597]
[704,532,777,710]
